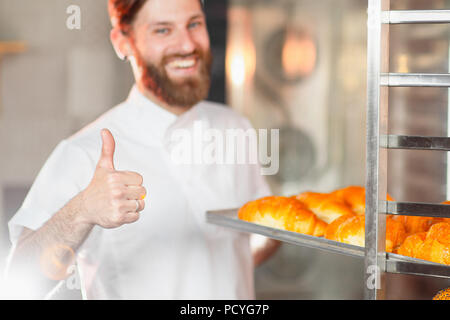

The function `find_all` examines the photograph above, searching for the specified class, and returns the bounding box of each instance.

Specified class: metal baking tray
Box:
[207,208,365,258]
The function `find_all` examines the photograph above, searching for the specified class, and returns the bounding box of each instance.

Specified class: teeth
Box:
[167,59,196,69]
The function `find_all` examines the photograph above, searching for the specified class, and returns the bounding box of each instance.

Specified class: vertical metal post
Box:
[447,45,450,200]
[365,0,390,300]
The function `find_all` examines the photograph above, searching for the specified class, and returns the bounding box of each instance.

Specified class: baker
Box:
[5,0,280,299]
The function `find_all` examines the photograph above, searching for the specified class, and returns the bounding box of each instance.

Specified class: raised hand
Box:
[79,129,146,228]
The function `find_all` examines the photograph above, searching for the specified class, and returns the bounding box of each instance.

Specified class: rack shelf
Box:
[206,208,450,279]
[382,10,450,24]
[380,135,450,151]
[386,253,450,279]
[382,201,450,219]
[380,73,450,87]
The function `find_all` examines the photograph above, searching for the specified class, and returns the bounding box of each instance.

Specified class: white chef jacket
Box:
[7,86,271,300]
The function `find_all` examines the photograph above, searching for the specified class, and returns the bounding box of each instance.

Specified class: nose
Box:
[176,29,196,55]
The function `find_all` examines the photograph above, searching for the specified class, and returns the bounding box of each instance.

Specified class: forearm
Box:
[7,192,94,295]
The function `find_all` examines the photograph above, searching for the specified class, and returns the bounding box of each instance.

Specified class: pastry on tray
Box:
[238,196,327,237]
[292,191,353,224]
[433,287,450,300]
[324,214,406,252]
[397,222,450,265]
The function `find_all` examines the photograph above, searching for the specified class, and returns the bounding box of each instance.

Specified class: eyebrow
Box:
[188,14,204,21]
[150,21,172,27]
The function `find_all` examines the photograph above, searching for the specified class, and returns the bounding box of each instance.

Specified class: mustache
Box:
[162,50,203,65]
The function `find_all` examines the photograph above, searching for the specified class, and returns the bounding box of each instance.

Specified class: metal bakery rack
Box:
[206,1,450,300]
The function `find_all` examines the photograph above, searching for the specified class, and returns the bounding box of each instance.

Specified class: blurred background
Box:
[0,0,449,299]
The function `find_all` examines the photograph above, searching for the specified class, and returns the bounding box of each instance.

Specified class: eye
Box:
[188,21,201,29]
[155,28,170,35]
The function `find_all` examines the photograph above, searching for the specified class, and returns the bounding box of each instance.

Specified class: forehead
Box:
[135,0,204,25]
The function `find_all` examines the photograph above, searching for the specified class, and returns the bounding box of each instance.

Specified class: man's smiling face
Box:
[129,0,212,108]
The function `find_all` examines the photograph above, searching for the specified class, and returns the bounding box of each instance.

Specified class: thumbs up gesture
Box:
[79,129,146,228]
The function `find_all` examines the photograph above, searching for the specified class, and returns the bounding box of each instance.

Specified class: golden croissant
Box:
[238,196,327,237]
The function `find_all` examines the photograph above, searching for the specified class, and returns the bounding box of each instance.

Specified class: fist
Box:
[79,129,146,228]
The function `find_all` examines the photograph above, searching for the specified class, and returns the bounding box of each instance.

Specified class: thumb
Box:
[97,129,116,170]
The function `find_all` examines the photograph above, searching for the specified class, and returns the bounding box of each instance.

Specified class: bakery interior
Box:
[0,0,449,299]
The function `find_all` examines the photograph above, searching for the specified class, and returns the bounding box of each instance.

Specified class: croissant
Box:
[393,215,437,235]
[421,222,450,265]
[391,200,450,235]
[324,214,406,252]
[433,287,450,300]
[292,192,354,224]
[397,222,450,265]
[330,186,395,215]
[330,186,366,215]
[385,216,408,253]
[238,196,327,237]
[396,232,427,258]
[324,214,365,247]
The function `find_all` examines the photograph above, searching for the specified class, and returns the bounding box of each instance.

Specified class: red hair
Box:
[108,0,204,34]
[108,0,148,33]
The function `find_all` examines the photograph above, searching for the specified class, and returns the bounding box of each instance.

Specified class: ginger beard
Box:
[131,42,213,108]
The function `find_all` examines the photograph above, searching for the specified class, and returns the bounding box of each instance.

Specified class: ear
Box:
[110,27,132,60]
